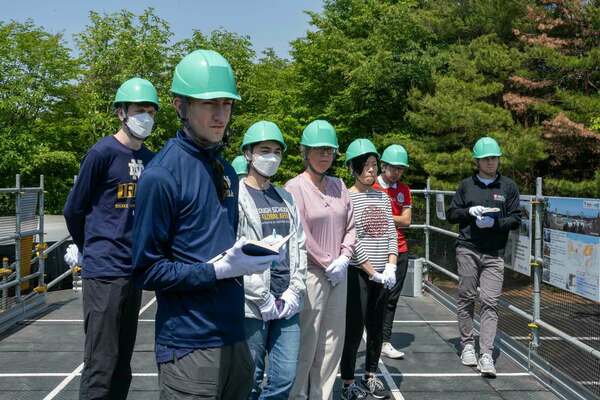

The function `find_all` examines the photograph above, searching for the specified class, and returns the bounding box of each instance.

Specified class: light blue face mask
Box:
[126,112,154,139]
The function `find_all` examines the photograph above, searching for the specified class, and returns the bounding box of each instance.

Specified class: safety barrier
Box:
[0,175,75,332]
[406,177,600,400]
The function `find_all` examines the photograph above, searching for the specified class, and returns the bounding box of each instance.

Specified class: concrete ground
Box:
[0,289,561,400]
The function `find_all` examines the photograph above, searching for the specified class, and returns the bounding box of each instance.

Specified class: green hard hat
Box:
[113,77,159,109]
[171,49,241,101]
[345,138,379,164]
[381,144,409,167]
[300,120,339,149]
[231,155,248,176]
[473,137,502,158]
[240,121,287,152]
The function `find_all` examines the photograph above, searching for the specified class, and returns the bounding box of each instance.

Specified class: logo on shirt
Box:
[256,206,290,221]
[361,206,387,237]
[396,192,405,204]
[493,194,506,202]
[128,159,145,181]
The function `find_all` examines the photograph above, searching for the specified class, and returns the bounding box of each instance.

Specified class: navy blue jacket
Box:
[132,130,243,349]
[63,136,154,278]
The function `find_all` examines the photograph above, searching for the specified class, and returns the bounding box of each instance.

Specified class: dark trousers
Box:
[382,252,409,342]
[79,277,142,400]
[158,341,255,399]
[340,268,389,380]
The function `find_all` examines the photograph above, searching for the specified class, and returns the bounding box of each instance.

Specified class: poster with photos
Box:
[542,197,600,302]
[504,200,532,276]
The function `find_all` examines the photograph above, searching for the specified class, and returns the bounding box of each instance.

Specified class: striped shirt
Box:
[349,190,398,271]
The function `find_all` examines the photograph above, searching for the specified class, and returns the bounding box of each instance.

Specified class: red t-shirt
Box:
[373,176,412,253]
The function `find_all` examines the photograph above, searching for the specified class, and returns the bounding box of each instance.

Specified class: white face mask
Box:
[126,112,154,140]
[250,153,282,177]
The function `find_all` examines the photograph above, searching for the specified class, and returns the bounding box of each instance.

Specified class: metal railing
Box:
[0,175,62,331]
[407,177,600,400]
[0,175,45,299]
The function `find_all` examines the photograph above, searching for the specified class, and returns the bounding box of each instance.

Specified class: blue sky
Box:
[1,0,324,58]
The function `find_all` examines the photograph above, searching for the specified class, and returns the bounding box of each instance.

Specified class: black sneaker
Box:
[360,375,391,399]
[341,383,369,400]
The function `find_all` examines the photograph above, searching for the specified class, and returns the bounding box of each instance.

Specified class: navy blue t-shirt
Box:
[64,136,154,278]
[245,184,291,297]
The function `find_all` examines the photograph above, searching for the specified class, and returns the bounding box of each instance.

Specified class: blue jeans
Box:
[245,315,300,400]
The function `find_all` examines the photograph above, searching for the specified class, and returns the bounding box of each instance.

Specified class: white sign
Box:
[435,194,446,220]
[542,197,600,302]
[504,200,532,276]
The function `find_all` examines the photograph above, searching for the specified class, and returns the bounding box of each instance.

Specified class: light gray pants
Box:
[456,246,504,355]
[289,267,347,400]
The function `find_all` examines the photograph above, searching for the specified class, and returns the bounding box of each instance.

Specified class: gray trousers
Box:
[456,246,504,355]
[158,341,254,400]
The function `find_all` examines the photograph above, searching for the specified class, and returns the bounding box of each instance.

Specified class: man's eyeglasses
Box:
[312,147,336,156]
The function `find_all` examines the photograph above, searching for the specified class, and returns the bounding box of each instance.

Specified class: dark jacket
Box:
[447,174,521,255]
[132,130,243,349]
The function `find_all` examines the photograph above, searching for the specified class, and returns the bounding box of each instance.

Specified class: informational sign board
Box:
[435,194,446,221]
[542,197,600,302]
[504,200,533,276]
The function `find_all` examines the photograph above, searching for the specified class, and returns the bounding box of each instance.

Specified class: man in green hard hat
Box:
[231,155,248,178]
[132,50,279,399]
[373,144,412,360]
[63,77,159,399]
[238,120,307,399]
[447,136,521,378]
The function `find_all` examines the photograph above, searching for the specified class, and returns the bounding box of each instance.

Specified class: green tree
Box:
[75,8,175,152]
[0,20,80,211]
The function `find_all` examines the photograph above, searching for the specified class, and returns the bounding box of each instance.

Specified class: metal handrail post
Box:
[37,175,46,291]
[424,178,431,281]
[530,178,543,351]
[1,258,8,310]
[425,178,431,261]
[14,175,22,302]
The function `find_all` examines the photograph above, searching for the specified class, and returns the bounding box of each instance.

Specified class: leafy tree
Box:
[0,20,79,211]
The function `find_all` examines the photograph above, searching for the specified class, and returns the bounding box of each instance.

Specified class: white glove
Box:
[476,216,495,229]
[278,288,301,319]
[213,238,280,280]
[64,244,82,267]
[383,263,397,289]
[369,271,385,285]
[259,294,280,321]
[325,255,350,286]
[469,206,486,218]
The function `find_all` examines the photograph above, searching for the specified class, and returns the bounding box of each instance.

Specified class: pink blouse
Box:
[285,173,356,269]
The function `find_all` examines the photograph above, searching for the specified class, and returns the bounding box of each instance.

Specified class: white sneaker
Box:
[381,342,405,359]
[461,344,477,366]
[478,353,497,377]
